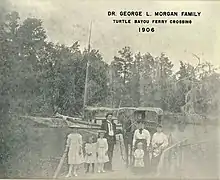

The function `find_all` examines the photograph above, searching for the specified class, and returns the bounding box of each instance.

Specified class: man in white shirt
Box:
[132,119,151,172]
[101,113,116,171]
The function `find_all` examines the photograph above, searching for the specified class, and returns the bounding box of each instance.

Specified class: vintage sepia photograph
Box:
[0,0,220,179]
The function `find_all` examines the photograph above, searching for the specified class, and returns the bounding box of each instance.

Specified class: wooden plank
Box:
[163,139,188,153]
[53,149,67,179]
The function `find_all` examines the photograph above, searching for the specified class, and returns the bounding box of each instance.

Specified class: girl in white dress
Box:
[96,130,109,173]
[85,136,97,173]
[65,127,84,177]
[133,142,145,174]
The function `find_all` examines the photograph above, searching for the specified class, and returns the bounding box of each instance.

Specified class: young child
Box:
[65,127,84,177]
[84,136,97,173]
[96,130,109,173]
[133,142,145,174]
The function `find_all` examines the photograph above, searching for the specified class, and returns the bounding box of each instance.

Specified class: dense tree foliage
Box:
[111,49,220,115]
[0,11,220,177]
[0,11,109,177]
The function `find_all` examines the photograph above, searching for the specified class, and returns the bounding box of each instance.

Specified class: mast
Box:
[82,21,92,119]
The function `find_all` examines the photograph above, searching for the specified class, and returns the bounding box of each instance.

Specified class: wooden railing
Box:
[157,138,188,176]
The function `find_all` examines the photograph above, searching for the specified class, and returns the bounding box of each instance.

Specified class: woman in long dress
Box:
[65,127,84,177]
[151,124,168,174]
[84,136,97,173]
[96,130,109,173]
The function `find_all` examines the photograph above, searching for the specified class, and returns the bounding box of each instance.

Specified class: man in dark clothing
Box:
[101,113,116,171]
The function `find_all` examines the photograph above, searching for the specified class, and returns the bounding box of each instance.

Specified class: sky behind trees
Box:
[8,0,220,70]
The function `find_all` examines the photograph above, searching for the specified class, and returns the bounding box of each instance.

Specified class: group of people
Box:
[64,113,116,177]
[132,120,169,174]
[64,112,169,177]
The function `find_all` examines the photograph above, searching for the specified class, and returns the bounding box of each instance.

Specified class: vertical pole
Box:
[82,21,92,119]
[160,56,163,109]
[111,65,114,108]
[179,142,183,176]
